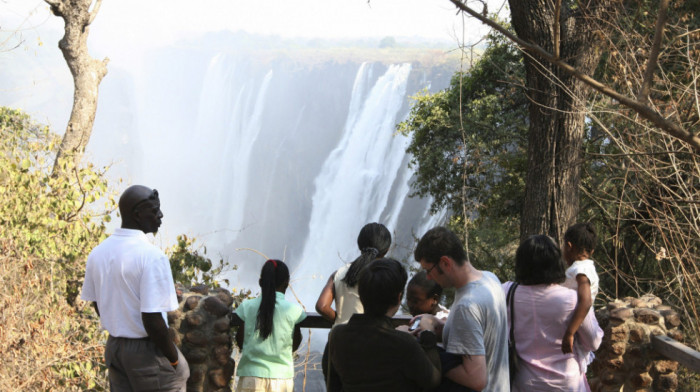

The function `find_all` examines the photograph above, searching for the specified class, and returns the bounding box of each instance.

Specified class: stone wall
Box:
[591,294,683,392]
[168,285,236,392]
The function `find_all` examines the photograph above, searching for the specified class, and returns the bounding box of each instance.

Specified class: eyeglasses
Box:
[132,189,159,213]
[424,262,439,276]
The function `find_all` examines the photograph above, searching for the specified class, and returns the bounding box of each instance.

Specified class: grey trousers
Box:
[105,335,189,392]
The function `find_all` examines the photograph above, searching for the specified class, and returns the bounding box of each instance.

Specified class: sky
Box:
[1,0,508,129]
[2,0,507,50]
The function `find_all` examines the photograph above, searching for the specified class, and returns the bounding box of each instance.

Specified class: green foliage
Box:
[0,107,115,297]
[53,355,108,391]
[167,234,231,288]
[398,33,528,280]
[398,33,527,216]
[0,107,112,390]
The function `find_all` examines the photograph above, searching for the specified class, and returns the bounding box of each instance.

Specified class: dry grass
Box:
[0,245,108,391]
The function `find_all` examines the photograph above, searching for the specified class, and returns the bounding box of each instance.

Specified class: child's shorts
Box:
[237,376,294,392]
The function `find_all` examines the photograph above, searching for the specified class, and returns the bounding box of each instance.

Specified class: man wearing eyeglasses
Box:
[411,227,508,392]
[82,185,189,391]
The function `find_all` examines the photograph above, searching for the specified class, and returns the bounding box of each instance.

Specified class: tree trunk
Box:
[46,0,108,175]
[508,0,608,243]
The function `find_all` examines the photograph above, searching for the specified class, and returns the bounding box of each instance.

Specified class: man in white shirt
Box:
[412,227,509,392]
[82,185,189,391]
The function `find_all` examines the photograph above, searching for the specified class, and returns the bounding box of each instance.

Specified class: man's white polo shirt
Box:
[82,228,178,338]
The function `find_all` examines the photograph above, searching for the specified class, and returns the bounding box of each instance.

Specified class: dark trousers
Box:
[105,335,189,392]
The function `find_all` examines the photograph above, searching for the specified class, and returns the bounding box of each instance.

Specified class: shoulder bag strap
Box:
[507,282,519,346]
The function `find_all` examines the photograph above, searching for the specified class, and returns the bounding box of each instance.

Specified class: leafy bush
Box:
[167,234,232,288]
[0,107,113,390]
[0,107,115,299]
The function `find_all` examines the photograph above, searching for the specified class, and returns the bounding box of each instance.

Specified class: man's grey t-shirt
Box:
[443,271,509,392]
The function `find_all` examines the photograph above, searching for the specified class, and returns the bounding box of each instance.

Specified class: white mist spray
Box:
[291,62,421,348]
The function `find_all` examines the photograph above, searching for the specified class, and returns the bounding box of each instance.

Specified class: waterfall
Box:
[294,63,410,279]
[290,62,434,349]
[212,67,274,245]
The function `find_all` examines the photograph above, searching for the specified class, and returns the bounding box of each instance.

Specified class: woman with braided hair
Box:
[235,259,306,392]
[315,222,392,379]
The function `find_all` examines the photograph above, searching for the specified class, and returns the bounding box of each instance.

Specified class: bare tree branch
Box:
[637,0,670,102]
[553,0,561,59]
[45,0,63,17]
[691,33,700,124]
[448,0,700,151]
[87,0,104,26]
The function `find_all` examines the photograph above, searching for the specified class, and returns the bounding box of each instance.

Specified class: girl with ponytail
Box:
[235,259,306,392]
[315,222,392,378]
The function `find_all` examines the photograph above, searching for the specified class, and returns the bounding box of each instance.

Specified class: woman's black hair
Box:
[256,259,289,340]
[407,270,442,299]
[358,258,408,317]
[515,235,566,285]
[564,222,597,253]
[342,223,392,287]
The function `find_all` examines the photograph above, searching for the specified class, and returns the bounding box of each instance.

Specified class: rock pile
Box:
[591,294,682,392]
[168,285,236,392]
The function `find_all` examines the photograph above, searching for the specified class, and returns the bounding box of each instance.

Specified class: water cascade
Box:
[294,62,419,306]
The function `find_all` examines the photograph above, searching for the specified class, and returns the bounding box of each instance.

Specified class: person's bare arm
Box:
[445,354,487,391]
[315,273,337,323]
[292,324,302,351]
[562,274,592,354]
[235,322,245,350]
[142,312,179,367]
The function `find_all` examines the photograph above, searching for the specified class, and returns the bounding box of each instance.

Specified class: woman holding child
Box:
[504,235,603,391]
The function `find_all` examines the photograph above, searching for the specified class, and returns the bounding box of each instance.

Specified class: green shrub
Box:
[0,107,114,297]
[0,107,113,390]
[167,234,232,288]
